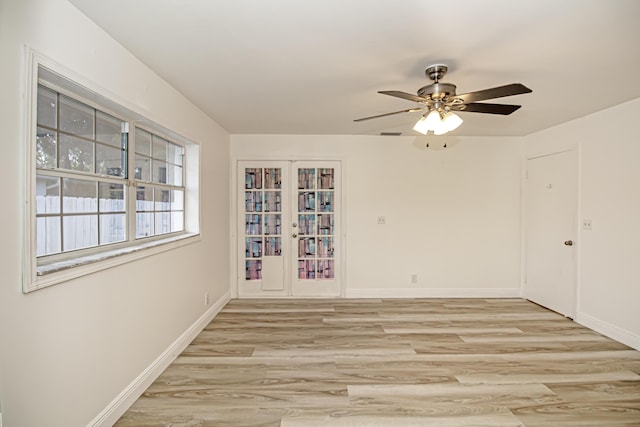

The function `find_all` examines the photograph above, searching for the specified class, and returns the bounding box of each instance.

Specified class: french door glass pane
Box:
[264,191,281,212]
[63,215,98,251]
[245,191,262,212]
[264,237,282,256]
[298,237,315,258]
[245,214,262,235]
[318,168,334,189]
[298,192,315,211]
[245,168,262,189]
[298,260,315,279]
[246,238,262,258]
[264,214,281,235]
[298,168,315,189]
[265,168,281,189]
[298,214,315,235]
[246,260,262,280]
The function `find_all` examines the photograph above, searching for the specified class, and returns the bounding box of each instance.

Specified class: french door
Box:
[237,160,341,297]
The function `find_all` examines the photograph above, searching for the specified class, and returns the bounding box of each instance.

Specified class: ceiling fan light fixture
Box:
[424,110,441,130]
[441,112,463,132]
[412,115,430,135]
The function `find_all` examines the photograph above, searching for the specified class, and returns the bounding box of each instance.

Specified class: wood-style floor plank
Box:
[115,298,640,426]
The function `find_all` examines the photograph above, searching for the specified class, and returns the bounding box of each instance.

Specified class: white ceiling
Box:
[69,0,640,137]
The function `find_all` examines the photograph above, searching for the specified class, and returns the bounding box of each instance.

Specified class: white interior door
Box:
[525,150,578,317]
[237,161,341,298]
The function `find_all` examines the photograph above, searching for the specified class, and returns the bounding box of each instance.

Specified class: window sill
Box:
[27,233,200,292]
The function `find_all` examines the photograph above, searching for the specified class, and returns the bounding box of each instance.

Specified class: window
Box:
[25,58,199,292]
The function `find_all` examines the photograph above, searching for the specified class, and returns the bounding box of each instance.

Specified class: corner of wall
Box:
[87,290,231,427]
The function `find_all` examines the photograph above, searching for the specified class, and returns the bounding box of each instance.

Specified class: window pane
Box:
[99,182,125,212]
[63,215,98,251]
[136,212,154,238]
[37,85,57,128]
[167,142,183,166]
[96,144,125,177]
[171,190,184,211]
[136,186,153,211]
[36,127,57,169]
[155,212,171,235]
[152,160,167,184]
[264,191,281,212]
[171,211,184,233]
[134,155,151,181]
[264,214,281,235]
[152,135,168,161]
[155,188,170,211]
[59,134,94,173]
[96,111,123,147]
[298,237,315,258]
[135,128,151,156]
[265,168,281,189]
[59,94,94,138]
[100,213,126,244]
[36,216,61,256]
[298,192,315,212]
[36,175,60,214]
[167,164,183,186]
[62,178,97,213]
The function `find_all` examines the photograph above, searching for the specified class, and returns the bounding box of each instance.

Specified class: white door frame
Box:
[522,147,580,318]
[230,157,346,299]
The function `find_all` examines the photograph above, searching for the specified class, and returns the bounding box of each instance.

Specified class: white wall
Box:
[524,98,640,349]
[231,134,523,297]
[0,0,230,425]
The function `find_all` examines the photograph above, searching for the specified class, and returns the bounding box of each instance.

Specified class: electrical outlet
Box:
[583,219,592,231]
[204,292,210,306]
[411,274,418,284]
[377,216,386,225]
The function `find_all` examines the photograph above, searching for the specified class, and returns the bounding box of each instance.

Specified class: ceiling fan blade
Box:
[354,107,425,122]
[378,90,428,103]
[454,103,521,115]
[454,83,532,103]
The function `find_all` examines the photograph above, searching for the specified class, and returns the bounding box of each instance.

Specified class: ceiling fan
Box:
[355,64,532,135]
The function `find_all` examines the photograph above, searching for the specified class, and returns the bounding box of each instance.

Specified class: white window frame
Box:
[23,48,201,293]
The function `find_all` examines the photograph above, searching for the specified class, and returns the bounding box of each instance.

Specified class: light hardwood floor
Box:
[116,298,640,426]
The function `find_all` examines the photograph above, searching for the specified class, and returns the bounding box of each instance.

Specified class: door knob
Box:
[292,233,298,238]
[564,240,574,246]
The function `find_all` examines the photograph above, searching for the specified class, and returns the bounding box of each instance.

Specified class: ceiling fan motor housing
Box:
[417,82,457,100]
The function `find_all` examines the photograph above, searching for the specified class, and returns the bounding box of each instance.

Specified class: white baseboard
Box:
[88,291,231,427]
[576,311,640,351]
[345,287,521,299]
